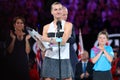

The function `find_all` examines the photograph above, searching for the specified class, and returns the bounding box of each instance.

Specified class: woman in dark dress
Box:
[6,16,31,80]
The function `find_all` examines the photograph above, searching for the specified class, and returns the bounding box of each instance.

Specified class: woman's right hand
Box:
[10,30,16,39]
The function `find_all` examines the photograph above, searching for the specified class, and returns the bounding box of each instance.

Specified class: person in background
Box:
[6,16,31,80]
[61,6,68,21]
[116,55,120,80]
[75,50,94,80]
[41,2,73,80]
[90,30,114,80]
[111,48,120,80]
[62,5,78,80]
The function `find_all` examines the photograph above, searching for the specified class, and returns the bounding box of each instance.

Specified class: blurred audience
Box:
[0,0,120,37]
[111,46,120,80]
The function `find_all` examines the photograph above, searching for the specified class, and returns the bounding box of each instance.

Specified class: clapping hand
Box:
[85,72,89,78]
[10,30,16,39]
[99,46,105,53]
[26,34,31,41]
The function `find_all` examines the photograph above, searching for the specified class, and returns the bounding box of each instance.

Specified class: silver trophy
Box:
[26,27,52,52]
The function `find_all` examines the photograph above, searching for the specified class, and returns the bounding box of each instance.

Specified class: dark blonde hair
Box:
[51,2,62,11]
[98,30,109,40]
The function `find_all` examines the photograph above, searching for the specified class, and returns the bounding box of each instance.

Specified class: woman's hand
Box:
[99,46,105,52]
[26,34,31,41]
[10,30,16,39]
[25,34,31,54]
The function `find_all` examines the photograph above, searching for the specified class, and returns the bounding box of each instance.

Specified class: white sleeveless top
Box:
[45,20,70,59]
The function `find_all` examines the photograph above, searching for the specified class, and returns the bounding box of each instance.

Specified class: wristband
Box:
[56,38,62,42]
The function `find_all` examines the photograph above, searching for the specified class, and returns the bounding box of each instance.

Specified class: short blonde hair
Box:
[51,2,62,11]
[98,30,109,40]
[62,6,68,12]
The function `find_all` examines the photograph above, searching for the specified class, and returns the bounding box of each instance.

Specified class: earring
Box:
[15,28,16,31]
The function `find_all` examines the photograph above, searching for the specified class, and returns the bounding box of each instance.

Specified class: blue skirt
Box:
[41,57,74,79]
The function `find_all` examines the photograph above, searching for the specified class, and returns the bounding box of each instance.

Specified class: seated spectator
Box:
[75,50,94,80]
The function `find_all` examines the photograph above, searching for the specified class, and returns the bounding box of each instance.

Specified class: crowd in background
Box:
[0,0,120,38]
[61,0,120,35]
[0,0,120,50]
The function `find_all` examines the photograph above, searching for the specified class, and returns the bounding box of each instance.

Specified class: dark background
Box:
[0,0,120,55]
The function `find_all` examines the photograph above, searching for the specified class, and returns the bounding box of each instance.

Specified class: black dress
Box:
[6,33,30,80]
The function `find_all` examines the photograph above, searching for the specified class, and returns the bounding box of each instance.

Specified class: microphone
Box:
[56,20,62,32]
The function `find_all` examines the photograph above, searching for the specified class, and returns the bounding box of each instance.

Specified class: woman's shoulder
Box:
[105,45,114,52]
[64,21,73,30]
[65,21,72,26]
[43,23,51,30]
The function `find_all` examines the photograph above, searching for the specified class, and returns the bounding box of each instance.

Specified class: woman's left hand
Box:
[26,34,31,41]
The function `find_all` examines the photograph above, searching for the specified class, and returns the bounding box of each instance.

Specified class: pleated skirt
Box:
[41,57,74,79]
